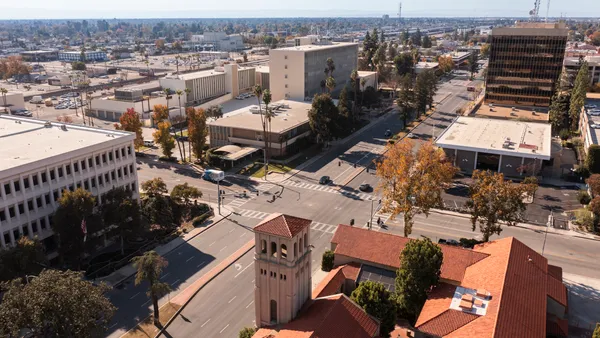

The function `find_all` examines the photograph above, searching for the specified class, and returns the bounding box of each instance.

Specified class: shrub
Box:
[578,190,592,205]
[321,250,334,272]
[559,129,570,141]
[587,144,600,174]
[458,238,484,249]
[239,327,257,338]
[191,208,213,227]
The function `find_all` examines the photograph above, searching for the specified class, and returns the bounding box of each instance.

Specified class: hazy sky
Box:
[0,0,597,20]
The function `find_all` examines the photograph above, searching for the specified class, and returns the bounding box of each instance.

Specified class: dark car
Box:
[359,183,372,192]
[384,129,392,137]
[319,176,331,185]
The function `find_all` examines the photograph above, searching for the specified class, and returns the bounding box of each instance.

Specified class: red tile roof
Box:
[312,263,361,299]
[331,225,488,283]
[418,309,479,337]
[547,274,568,307]
[253,294,380,338]
[414,237,567,338]
[253,213,312,238]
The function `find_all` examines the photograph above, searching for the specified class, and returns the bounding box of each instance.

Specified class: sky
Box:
[0,0,598,20]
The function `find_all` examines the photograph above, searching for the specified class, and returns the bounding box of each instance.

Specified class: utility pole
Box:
[369,199,374,230]
[217,180,221,215]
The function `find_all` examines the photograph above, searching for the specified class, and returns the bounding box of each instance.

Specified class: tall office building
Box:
[485,22,568,107]
[269,42,358,101]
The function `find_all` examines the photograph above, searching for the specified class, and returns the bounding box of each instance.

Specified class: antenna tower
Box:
[545,0,550,22]
[398,2,402,27]
[529,0,541,21]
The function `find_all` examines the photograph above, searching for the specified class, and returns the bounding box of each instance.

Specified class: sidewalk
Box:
[96,202,233,287]
[431,208,600,242]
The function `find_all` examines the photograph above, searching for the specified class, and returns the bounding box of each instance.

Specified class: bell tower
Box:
[254,213,312,326]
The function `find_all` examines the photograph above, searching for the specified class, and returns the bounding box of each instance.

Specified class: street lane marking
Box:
[219,246,227,252]
[130,292,140,300]
[219,324,230,334]
[240,232,245,237]
[235,262,254,278]
[228,296,237,303]
[229,228,235,233]
[197,261,206,268]
[186,256,194,262]
[201,319,211,327]
[209,241,216,247]
[109,322,118,329]
[246,300,254,309]
[171,279,180,286]
[142,299,150,306]
[160,272,170,280]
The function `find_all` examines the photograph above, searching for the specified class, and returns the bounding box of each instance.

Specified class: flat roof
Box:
[474,103,549,122]
[208,100,310,133]
[492,24,568,37]
[435,116,551,160]
[0,116,133,176]
[584,98,600,146]
[273,42,357,52]
[170,68,226,81]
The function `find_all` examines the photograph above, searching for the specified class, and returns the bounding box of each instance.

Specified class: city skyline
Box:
[0,0,598,20]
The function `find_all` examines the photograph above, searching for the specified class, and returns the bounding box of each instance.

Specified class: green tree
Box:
[206,104,223,120]
[115,108,144,150]
[321,250,334,272]
[377,140,457,236]
[153,121,176,158]
[142,177,168,198]
[422,69,438,110]
[393,53,414,76]
[570,61,590,130]
[395,238,443,324]
[101,187,142,255]
[350,281,397,337]
[387,44,398,61]
[325,57,335,78]
[170,183,202,207]
[308,93,339,144]
[548,87,570,133]
[414,71,429,116]
[467,53,479,79]
[411,28,422,46]
[337,86,352,131]
[396,74,414,126]
[0,270,116,337]
[350,69,359,117]
[400,29,410,45]
[187,107,208,161]
[239,327,257,338]
[421,35,432,48]
[0,237,46,282]
[593,323,600,338]
[71,61,86,71]
[325,76,336,94]
[466,170,529,241]
[52,188,96,268]
[132,251,171,327]
[587,144,600,174]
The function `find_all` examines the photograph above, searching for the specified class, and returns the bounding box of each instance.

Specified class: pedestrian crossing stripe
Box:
[256,183,275,191]
[281,180,374,201]
[233,210,337,234]
[310,222,338,234]
[235,209,270,219]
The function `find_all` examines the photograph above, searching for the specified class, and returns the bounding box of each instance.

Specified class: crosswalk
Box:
[235,209,271,220]
[234,209,338,234]
[363,208,394,232]
[281,180,374,201]
[310,222,338,234]
[227,197,249,209]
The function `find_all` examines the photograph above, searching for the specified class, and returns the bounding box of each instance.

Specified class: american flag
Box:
[81,219,87,242]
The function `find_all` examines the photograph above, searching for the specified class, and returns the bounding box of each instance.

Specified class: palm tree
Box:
[132,251,171,327]
[253,85,268,170]
[326,76,336,94]
[360,78,367,108]
[175,55,180,74]
[175,89,186,161]
[184,88,193,158]
[262,90,272,176]
[325,57,335,77]
[163,88,171,109]
[0,87,8,114]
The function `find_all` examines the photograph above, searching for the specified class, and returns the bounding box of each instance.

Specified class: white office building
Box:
[269,42,358,101]
[0,116,139,257]
[190,32,245,52]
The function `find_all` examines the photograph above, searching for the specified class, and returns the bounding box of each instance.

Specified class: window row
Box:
[260,233,308,259]
[259,269,288,281]
[2,215,51,248]
[1,146,133,198]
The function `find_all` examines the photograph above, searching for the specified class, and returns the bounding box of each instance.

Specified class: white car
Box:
[407,133,417,139]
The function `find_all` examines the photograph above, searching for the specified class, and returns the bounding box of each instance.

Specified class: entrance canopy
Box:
[216,145,261,161]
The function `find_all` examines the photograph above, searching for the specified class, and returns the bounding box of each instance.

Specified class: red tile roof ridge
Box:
[253,213,312,238]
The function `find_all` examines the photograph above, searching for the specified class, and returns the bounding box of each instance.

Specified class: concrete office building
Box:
[190,32,244,52]
[485,22,568,107]
[256,65,270,90]
[58,50,108,62]
[269,42,358,101]
[0,91,26,112]
[435,116,551,177]
[0,116,138,258]
[564,56,600,87]
[159,64,256,105]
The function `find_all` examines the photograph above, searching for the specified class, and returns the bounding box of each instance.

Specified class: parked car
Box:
[384,129,392,137]
[319,176,332,185]
[359,183,372,192]
[143,140,154,147]
[407,133,417,139]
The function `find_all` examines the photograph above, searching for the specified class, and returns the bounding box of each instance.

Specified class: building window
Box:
[41,172,47,183]
[284,65,288,69]
[84,181,89,190]
[294,243,298,258]
[128,146,132,155]
[23,178,30,189]
[40,218,46,229]
[32,221,38,233]
[4,183,10,195]
[104,173,109,183]
[121,148,126,157]
[36,197,43,208]
[271,242,277,257]
[285,84,288,88]
[50,169,56,180]
[95,156,100,166]
[81,160,86,170]
[58,167,63,178]
[88,158,93,168]
[284,74,288,79]
[99,175,104,186]
[14,180,20,192]
[261,240,267,254]
[74,162,79,172]
[111,171,116,181]
[66,165,71,175]
[115,150,120,159]
[304,233,307,247]
[108,152,113,162]
[91,177,96,188]
[284,55,288,59]
[45,194,50,205]
[18,203,25,215]
[102,154,107,164]
[0,210,6,222]
[299,238,303,253]
[283,275,287,281]
[129,164,134,174]
[117,168,122,178]
[22,225,28,237]
[32,175,39,186]
[27,200,33,211]
[281,244,288,259]
[53,190,58,202]
[8,207,15,218]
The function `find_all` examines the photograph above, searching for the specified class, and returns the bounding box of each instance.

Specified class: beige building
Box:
[564,56,600,87]
[208,100,312,157]
[254,213,312,326]
[269,42,358,101]
[158,64,256,106]
[0,91,26,112]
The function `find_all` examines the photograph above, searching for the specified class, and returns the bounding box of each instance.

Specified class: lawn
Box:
[238,162,295,178]
[121,302,181,338]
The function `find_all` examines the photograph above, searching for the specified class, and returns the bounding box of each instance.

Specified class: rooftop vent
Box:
[476,289,490,299]
[459,300,473,310]
[60,124,68,131]
[44,121,52,128]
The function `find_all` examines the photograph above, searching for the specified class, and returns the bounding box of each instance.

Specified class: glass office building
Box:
[485,22,568,107]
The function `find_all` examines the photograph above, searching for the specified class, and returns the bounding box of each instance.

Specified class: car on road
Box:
[384,129,392,137]
[407,133,417,139]
[359,183,372,192]
[438,238,460,246]
[319,176,332,185]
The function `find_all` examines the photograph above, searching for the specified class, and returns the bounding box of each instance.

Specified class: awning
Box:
[217,146,261,161]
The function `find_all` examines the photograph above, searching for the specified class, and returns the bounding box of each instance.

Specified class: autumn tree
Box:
[153,121,175,158]
[239,327,257,338]
[187,107,208,161]
[437,55,454,74]
[0,56,31,80]
[142,177,168,197]
[115,108,144,150]
[101,187,142,255]
[0,270,116,337]
[153,104,170,123]
[170,183,202,207]
[52,188,97,268]
[466,170,529,241]
[395,238,443,323]
[351,281,397,337]
[480,43,491,57]
[0,237,46,282]
[376,140,457,237]
[132,251,171,326]
[587,174,600,196]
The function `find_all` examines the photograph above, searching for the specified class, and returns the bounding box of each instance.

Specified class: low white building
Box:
[190,32,244,52]
[0,91,26,111]
[0,116,139,257]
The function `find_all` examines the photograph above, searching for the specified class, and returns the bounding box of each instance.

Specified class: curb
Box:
[104,207,232,288]
[154,240,256,337]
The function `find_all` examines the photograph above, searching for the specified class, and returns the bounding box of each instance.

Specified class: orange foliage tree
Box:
[114,108,143,150]
[376,139,457,236]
